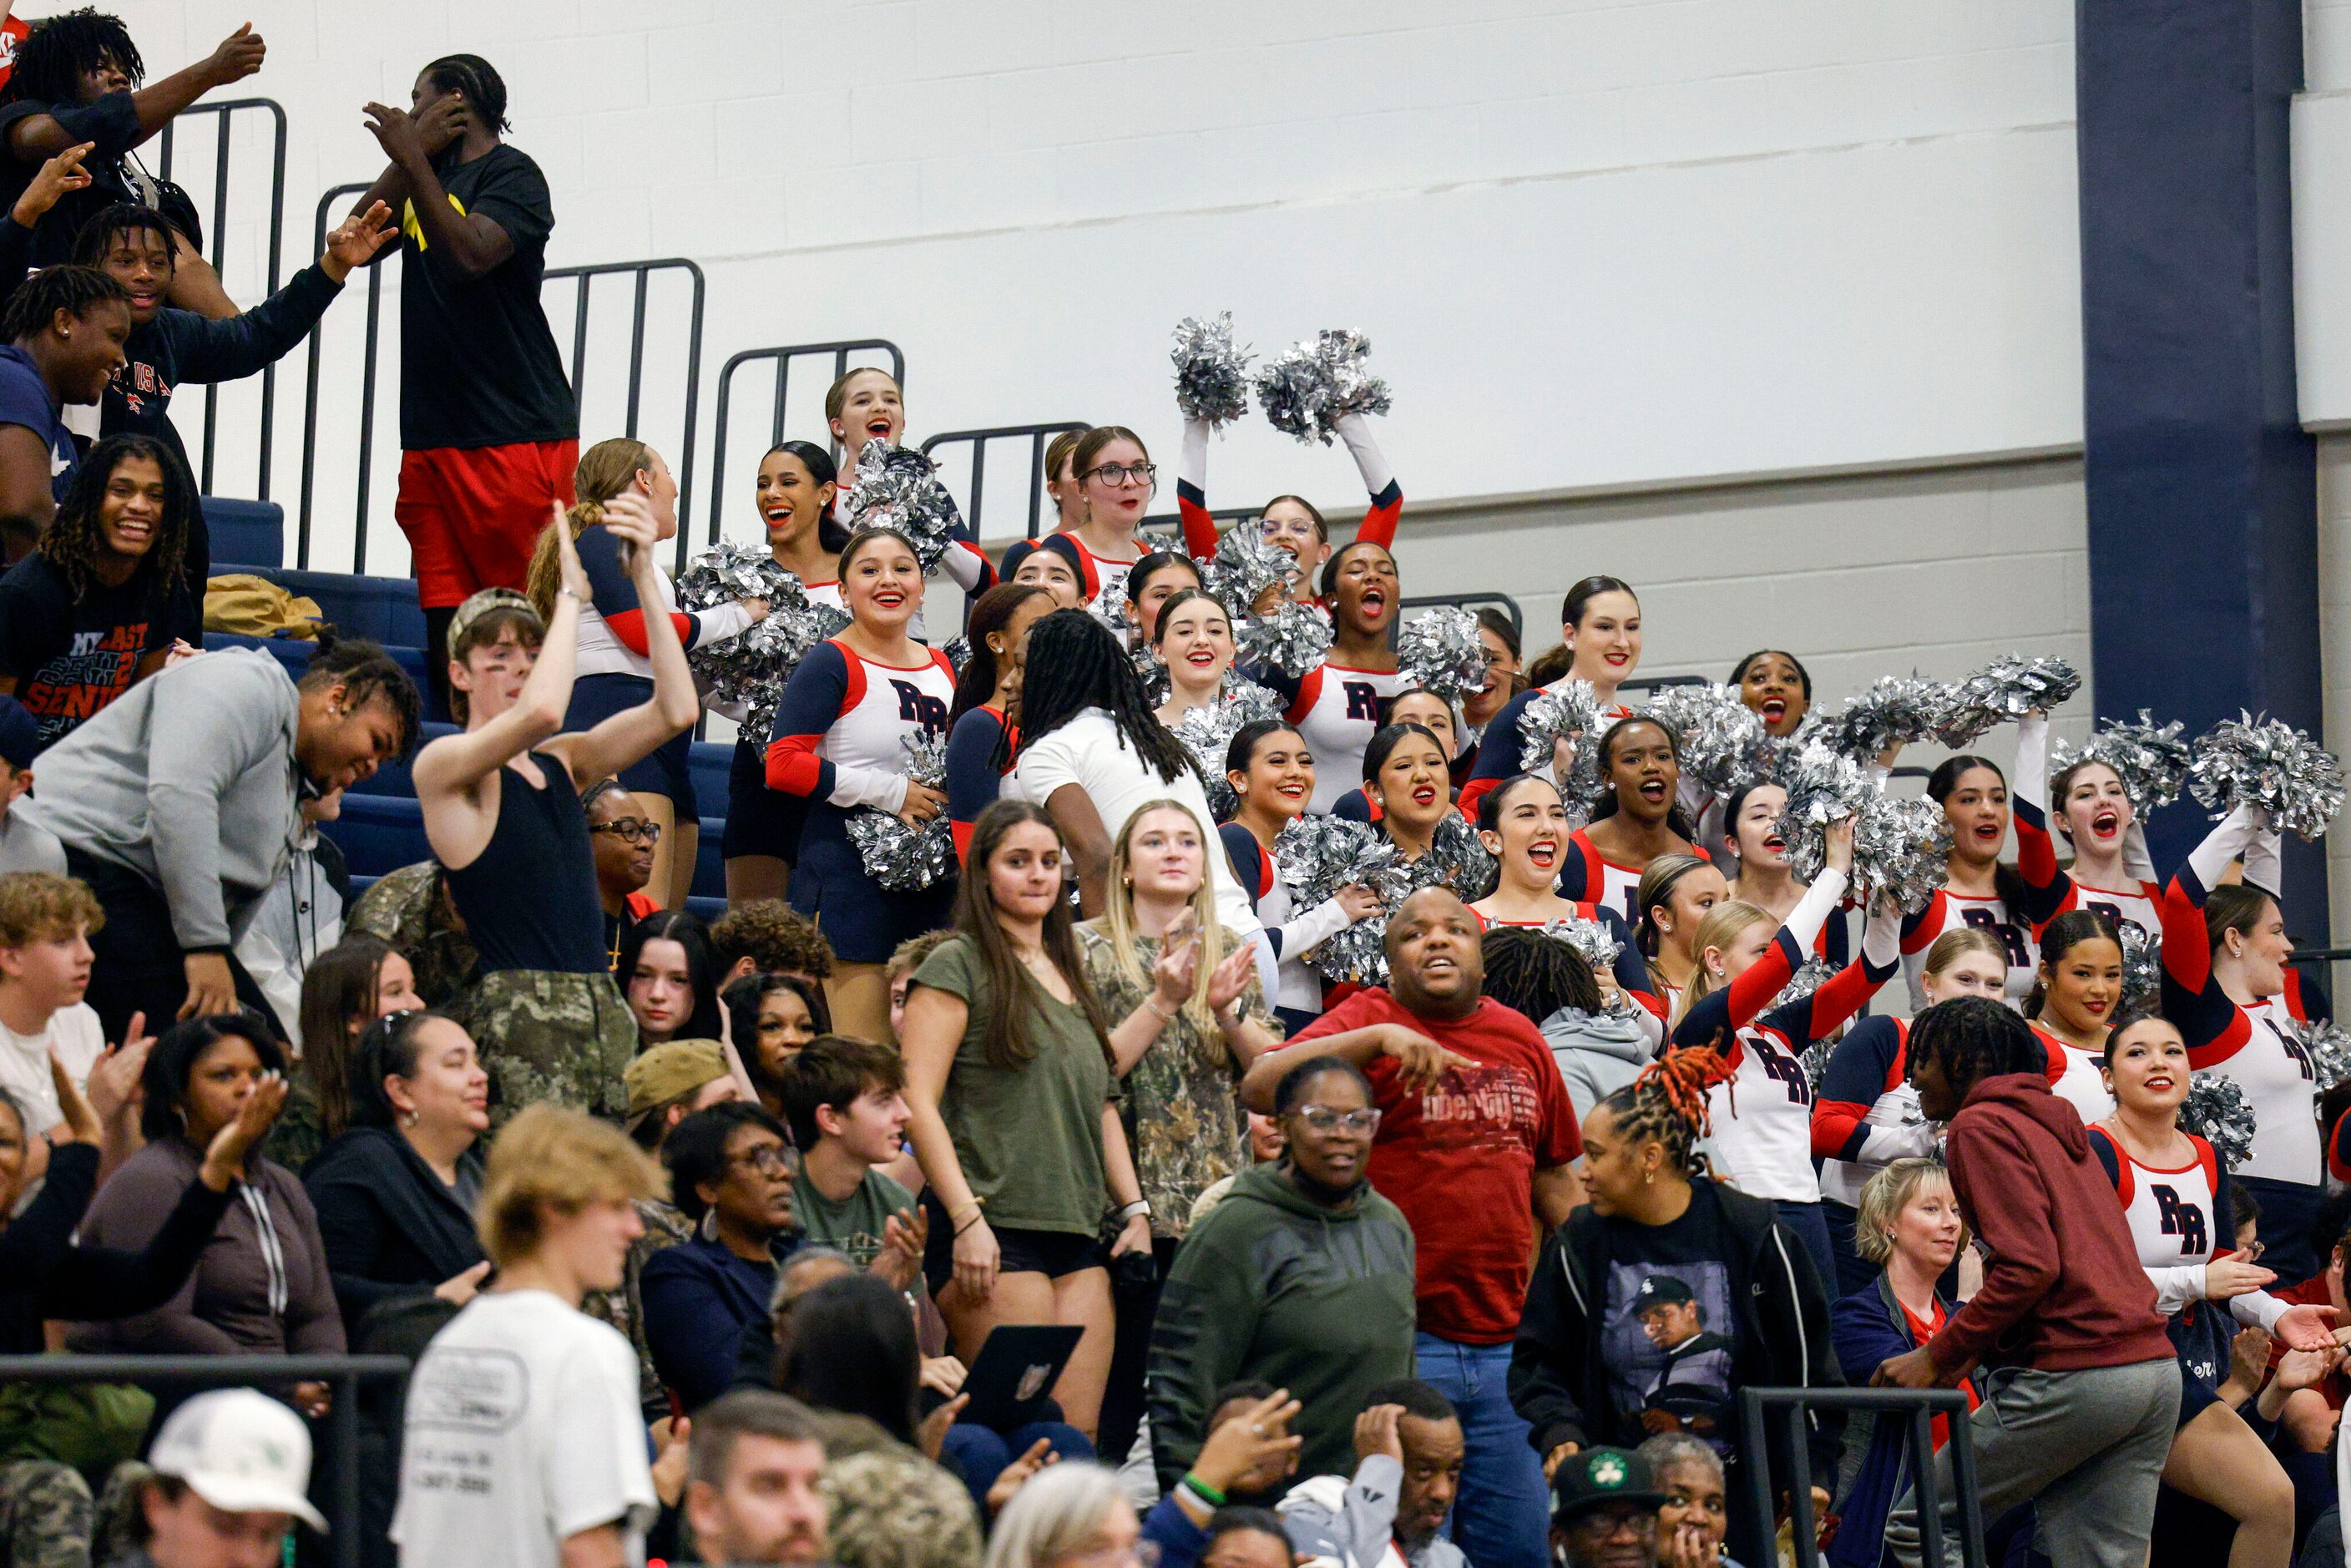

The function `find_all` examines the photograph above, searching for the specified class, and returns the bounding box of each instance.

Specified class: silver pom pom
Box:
[2187,712,2348,842]
[1517,680,1606,807]
[1540,915,1625,981]
[1170,680,1283,819]
[1092,575,1138,645]
[1773,743,1873,879]
[1275,817,1406,988]
[1252,328,1393,447]
[1418,813,1499,905]
[2292,1018,2351,1095]
[676,543,852,736]
[1801,1039,1837,1095]
[1642,682,1772,800]
[1810,676,1951,764]
[1202,524,1297,615]
[2047,710,2194,818]
[2179,1073,2259,1171]
[844,440,961,570]
[845,732,953,891]
[1849,794,1954,915]
[2118,922,2161,1014]
[1931,654,2081,748]
[943,635,972,676]
[1236,600,1333,678]
[1395,607,1487,707]
[1770,957,1838,1014]
[1170,312,1253,427]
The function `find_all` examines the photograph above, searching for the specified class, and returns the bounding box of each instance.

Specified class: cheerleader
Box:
[1010,547,1085,608]
[2013,711,2161,939]
[2091,1008,2322,1568]
[2161,804,2326,1278]
[1041,427,1090,538]
[997,426,1158,605]
[1331,687,1463,822]
[1722,779,1851,967]
[1174,405,1402,599]
[822,367,997,622]
[764,526,958,1042]
[723,439,847,903]
[1250,540,1406,814]
[526,438,764,908]
[1627,852,1729,1025]
[2023,910,2124,1122]
[1811,928,2009,1295]
[1466,771,1653,1008]
[1556,716,1705,921]
[1459,575,1642,819]
[1360,721,1484,887]
[943,583,1052,860]
[1898,748,2053,1010]
[1217,719,1378,1033]
[1123,550,1204,649]
[1670,818,1903,1285]
[1150,587,1236,727]
[1729,649,1813,738]
[1461,607,1522,744]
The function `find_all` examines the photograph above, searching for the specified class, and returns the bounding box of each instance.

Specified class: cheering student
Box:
[0,432,191,749]
[1462,608,1522,743]
[1556,717,1706,924]
[1467,772,1651,1004]
[1251,541,1407,815]
[2023,910,2124,1122]
[528,438,766,907]
[1461,576,1644,822]
[1729,650,1811,739]
[1720,780,1848,967]
[2013,710,2163,938]
[1125,550,1205,649]
[822,366,995,623]
[1219,720,1379,1034]
[765,525,958,1043]
[354,53,578,706]
[1174,402,1402,602]
[1898,740,2055,1009]
[0,264,128,553]
[1333,688,1469,819]
[1150,587,1241,729]
[1626,852,1728,1026]
[945,582,1051,861]
[414,495,696,1124]
[999,424,1158,606]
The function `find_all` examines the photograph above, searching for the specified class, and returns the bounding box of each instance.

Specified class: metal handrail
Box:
[299,182,376,569]
[706,338,903,545]
[920,422,1089,543]
[1736,1385,1984,1568]
[156,98,288,498]
[0,1353,411,1568]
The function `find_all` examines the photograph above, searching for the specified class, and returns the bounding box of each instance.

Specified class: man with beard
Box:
[1280,1386,1466,1568]
[681,1391,829,1567]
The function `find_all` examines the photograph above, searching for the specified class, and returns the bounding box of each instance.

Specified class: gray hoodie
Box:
[19,649,301,951]
[1280,1454,1467,1568]
[1540,1005,1653,1122]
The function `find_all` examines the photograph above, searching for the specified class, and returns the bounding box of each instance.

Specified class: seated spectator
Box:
[624,1038,741,1152]
[0,695,64,875]
[887,928,952,1039]
[345,859,478,1008]
[621,908,724,1049]
[985,1463,1140,1568]
[781,1034,923,1277]
[585,776,660,970]
[642,1102,802,1412]
[234,783,351,1061]
[18,635,417,1044]
[1099,1388,1302,1568]
[392,1105,664,1568]
[726,969,828,1115]
[805,1406,983,1568]
[0,870,123,1149]
[2269,1216,2351,1452]
[1277,1385,1464,1568]
[0,265,129,555]
[302,1010,492,1338]
[68,1015,344,1416]
[712,897,837,989]
[1547,1447,1673,1568]
[1636,1434,1746,1568]
[266,934,421,1171]
[131,1388,330,1568]
[684,1389,831,1568]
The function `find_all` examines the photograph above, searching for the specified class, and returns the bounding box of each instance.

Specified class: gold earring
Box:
[1643,1169,1655,1186]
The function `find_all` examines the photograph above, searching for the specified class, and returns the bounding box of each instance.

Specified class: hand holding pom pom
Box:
[1253,329,1393,447]
[1170,312,1253,427]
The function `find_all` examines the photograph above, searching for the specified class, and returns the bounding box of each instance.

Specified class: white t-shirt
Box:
[1009,707,1261,940]
[392,1289,656,1568]
[0,1003,104,1136]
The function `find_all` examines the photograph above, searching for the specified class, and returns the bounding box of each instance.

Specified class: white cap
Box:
[147,1388,328,1533]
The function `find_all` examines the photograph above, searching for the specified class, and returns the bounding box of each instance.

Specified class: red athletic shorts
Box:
[395,439,579,609]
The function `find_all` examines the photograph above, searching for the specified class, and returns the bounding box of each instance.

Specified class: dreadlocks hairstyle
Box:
[1907,994,2047,1096]
[1586,715,1699,839]
[69,202,174,270]
[1594,1046,1732,1180]
[1000,608,1197,784]
[3,8,143,106]
[422,53,511,134]
[2024,908,2123,1019]
[38,433,193,600]
[1479,926,1604,1024]
[0,263,129,341]
[298,631,424,760]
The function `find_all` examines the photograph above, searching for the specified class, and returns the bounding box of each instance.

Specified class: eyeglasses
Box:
[590,819,663,845]
[1084,462,1157,488]
[1292,1105,1381,1136]
[730,1145,795,1176]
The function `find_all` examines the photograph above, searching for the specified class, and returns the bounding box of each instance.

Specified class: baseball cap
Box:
[1550,1446,1669,1525]
[0,695,38,770]
[625,1039,731,1125]
[1632,1275,1695,1313]
[148,1388,328,1531]
[446,587,544,653]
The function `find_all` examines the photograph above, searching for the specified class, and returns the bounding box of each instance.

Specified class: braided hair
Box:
[1479,926,1603,1023]
[4,9,143,105]
[69,202,174,268]
[298,631,424,760]
[38,433,192,602]
[422,53,511,134]
[1907,994,2047,1096]
[1002,608,1196,784]
[0,263,129,341]
[1593,1045,1732,1179]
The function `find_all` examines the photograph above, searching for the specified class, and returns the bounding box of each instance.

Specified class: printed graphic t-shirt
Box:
[0,554,184,749]
[1591,1181,1747,1456]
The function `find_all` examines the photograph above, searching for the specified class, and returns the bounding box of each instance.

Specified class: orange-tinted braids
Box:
[1597,1043,1734,1179]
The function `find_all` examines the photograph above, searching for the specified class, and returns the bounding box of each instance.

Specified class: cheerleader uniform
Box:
[1457,685,1636,822]
[2162,803,2323,1278]
[1670,868,1902,1286]
[2013,712,2164,939]
[1173,411,1403,579]
[944,704,1013,862]
[566,521,756,816]
[765,638,958,962]
[1251,661,1410,815]
[1898,886,2046,1012]
[722,579,842,867]
[1814,1015,1933,1296]
[1219,822,1353,1034]
[1554,828,1709,927]
[830,479,994,640]
[2087,1127,2293,1425]
[999,529,1144,613]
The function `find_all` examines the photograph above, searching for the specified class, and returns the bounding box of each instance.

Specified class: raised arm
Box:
[1671,854,1850,1049]
[550,496,700,787]
[1335,412,1402,549]
[5,25,263,162]
[1176,418,1218,562]
[358,98,511,278]
[2010,711,2075,913]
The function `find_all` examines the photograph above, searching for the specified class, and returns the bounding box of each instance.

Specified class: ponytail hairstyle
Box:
[1591,1045,1732,1181]
[1524,644,1574,689]
[1317,538,1394,602]
[1069,426,1154,510]
[2023,909,2122,1019]
[349,1009,459,1130]
[947,582,1047,726]
[1043,427,1091,490]
[1924,754,2032,911]
[1360,721,1444,787]
[1476,772,1565,834]
[2098,1003,2177,1068]
[1672,899,1775,1025]
[1634,853,1713,963]
[1585,716,1697,840]
[762,439,850,554]
[1728,649,1813,701]
[824,366,902,427]
[1150,586,1231,649]
[1225,719,1300,781]
[526,437,660,621]
[2204,884,2281,962]
[1263,494,1329,544]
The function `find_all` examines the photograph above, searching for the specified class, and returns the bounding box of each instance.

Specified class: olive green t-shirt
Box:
[793,1168,917,1269]
[913,933,1115,1237]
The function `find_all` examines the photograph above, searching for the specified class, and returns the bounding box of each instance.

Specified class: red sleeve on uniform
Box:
[1285,665,1325,726]
[1354,479,1402,551]
[1177,480,1220,563]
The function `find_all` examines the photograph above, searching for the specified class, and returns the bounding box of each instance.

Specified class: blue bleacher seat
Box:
[202,498,283,571]
[350,721,460,797]
[321,793,430,879]
[270,569,428,647]
[685,895,726,924]
[203,630,312,684]
[690,741,734,814]
[693,816,726,900]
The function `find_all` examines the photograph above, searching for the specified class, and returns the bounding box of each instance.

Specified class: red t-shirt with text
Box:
[1291,990,1581,1343]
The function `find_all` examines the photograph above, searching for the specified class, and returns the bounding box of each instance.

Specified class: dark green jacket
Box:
[1145,1162,1416,1490]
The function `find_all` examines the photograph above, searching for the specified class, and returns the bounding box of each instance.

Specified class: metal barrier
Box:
[1737,1386,1985,1568]
[1618,673,1704,695]
[706,338,903,544]
[547,257,707,573]
[0,1353,411,1568]
[155,97,288,498]
[298,181,377,570]
[921,422,1088,543]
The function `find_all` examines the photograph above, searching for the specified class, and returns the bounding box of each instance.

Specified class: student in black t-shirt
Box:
[0,431,193,748]
[347,53,578,709]
[0,263,128,559]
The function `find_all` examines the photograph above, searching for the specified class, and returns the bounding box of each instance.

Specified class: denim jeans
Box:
[1414,1332,1549,1568]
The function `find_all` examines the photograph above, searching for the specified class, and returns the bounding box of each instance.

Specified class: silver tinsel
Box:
[1517,680,1606,806]
[2179,1073,2258,1171]
[1275,817,1407,988]
[1769,957,1838,1014]
[2187,713,2348,842]
[1800,1039,1837,1095]
[2118,921,2161,1014]
[1203,524,1297,615]
[1171,680,1284,819]
[1643,682,1772,800]
[2292,1018,2351,1096]
[843,439,961,570]
[845,732,953,891]
[1540,914,1623,976]
[675,542,852,736]
[1931,654,2082,748]
[2047,710,2194,818]
[1776,745,1949,912]
[1811,675,1950,764]
[943,635,972,676]
[1252,328,1393,446]
[1092,576,1138,645]
[1773,743,1873,872]
[1421,812,1500,904]
[1170,312,1253,427]
[1236,600,1333,678]
[1395,607,1487,706]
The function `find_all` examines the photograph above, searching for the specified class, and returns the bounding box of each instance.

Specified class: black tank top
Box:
[442,751,606,975]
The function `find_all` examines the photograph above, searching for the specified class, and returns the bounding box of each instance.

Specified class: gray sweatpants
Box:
[1884,1358,2180,1568]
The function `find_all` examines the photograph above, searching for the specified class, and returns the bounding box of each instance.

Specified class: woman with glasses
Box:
[1147,1054,1415,1497]
[641,1101,803,1412]
[1172,400,1402,609]
[584,778,663,969]
[999,427,1160,608]
[1251,540,1407,816]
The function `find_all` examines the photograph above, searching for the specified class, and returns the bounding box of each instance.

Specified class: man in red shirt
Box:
[1242,886,1584,1568]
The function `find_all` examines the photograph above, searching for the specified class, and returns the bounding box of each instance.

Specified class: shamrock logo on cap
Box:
[1590,1453,1627,1489]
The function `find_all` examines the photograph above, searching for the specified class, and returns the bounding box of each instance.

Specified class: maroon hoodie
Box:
[1927,1072,2172,1374]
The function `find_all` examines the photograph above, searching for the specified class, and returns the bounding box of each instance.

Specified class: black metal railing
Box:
[1737,1386,1985,1568]
[706,338,903,545]
[298,181,377,570]
[0,1353,411,1568]
[920,422,1088,543]
[547,257,707,572]
[155,97,287,498]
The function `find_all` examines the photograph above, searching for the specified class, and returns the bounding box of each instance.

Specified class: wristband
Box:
[1181,1474,1226,1509]
[948,1198,982,1228]
[1144,995,1180,1023]
[1118,1199,1150,1222]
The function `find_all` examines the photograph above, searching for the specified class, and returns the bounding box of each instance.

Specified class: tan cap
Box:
[447,586,544,653]
[624,1039,730,1123]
